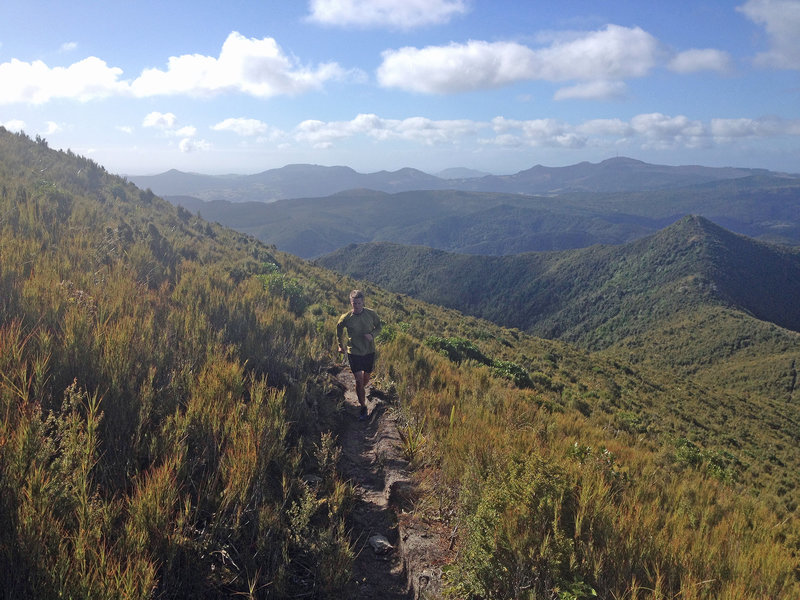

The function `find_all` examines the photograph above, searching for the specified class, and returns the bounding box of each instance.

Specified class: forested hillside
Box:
[172,189,660,258]
[170,172,800,258]
[317,216,800,341]
[2,127,799,599]
[317,219,800,420]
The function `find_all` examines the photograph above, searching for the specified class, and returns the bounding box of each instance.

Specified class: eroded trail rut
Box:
[335,368,409,598]
[332,368,447,599]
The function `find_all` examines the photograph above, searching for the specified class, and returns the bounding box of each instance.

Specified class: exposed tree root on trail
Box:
[327,366,450,599]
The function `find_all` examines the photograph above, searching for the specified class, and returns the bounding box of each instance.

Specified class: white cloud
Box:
[630,113,708,148]
[0,56,126,104]
[141,112,206,152]
[1,119,26,132]
[0,31,351,105]
[143,111,177,129]
[175,126,197,138]
[212,117,270,136]
[59,42,78,53]
[130,31,349,98]
[738,0,800,68]
[710,116,800,137]
[378,41,538,93]
[377,25,660,96]
[668,48,733,73]
[287,112,800,154]
[488,113,800,150]
[487,133,523,147]
[391,116,479,144]
[576,118,633,136]
[554,80,627,100]
[117,125,134,134]
[142,111,197,140]
[534,25,660,81]
[44,121,61,135]
[489,117,586,148]
[295,120,337,148]
[179,138,211,153]
[307,0,469,29]
[630,113,706,137]
[294,113,480,147]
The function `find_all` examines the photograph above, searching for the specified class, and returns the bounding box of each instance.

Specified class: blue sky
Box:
[1,0,799,175]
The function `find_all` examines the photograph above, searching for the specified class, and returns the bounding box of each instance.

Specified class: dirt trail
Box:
[332,368,448,599]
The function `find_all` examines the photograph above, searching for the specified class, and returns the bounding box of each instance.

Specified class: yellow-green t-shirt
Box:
[336,308,382,356]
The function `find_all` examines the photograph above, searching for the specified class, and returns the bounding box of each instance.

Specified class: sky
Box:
[1,0,799,176]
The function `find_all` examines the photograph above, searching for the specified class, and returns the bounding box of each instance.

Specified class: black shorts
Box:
[347,353,375,374]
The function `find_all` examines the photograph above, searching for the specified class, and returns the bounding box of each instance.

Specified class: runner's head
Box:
[349,289,365,314]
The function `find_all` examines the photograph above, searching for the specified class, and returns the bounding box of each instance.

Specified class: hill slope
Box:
[0,129,359,598]
[316,216,800,407]
[173,188,666,258]
[459,156,775,194]
[318,216,800,340]
[170,173,800,257]
[130,164,447,201]
[3,128,799,599]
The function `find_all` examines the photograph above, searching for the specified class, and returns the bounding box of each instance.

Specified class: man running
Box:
[336,290,382,420]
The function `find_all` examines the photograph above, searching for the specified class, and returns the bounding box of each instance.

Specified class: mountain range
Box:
[167,172,800,258]
[129,156,793,203]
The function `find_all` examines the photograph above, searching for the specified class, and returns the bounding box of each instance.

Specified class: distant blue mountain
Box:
[130,157,795,203]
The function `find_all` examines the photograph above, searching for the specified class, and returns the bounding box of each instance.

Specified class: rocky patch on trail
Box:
[323,367,452,599]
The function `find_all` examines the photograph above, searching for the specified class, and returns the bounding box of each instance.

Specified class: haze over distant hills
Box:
[130,157,795,203]
[168,170,800,258]
[434,167,491,179]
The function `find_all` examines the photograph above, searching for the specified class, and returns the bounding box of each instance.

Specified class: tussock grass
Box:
[0,129,354,598]
[372,332,800,599]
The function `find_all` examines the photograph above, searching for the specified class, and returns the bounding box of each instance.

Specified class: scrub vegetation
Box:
[1,127,798,598]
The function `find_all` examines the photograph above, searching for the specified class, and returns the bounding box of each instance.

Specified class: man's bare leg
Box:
[354,370,370,418]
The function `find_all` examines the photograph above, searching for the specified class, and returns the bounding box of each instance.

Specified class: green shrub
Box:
[258,272,309,316]
[424,336,490,365]
[491,360,534,389]
[377,323,398,343]
[674,438,739,483]
[615,410,647,434]
[675,438,704,468]
[448,454,592,600]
